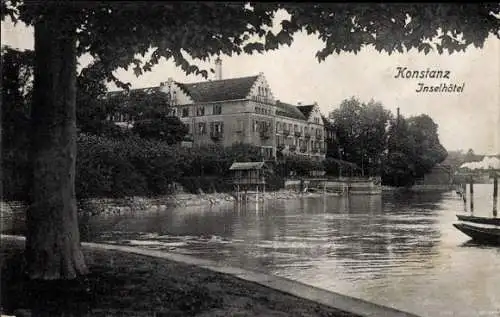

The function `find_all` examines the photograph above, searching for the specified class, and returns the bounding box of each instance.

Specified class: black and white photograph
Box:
[1,2,499,317]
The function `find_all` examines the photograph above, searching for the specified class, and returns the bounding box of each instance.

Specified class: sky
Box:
[2,15,499,155]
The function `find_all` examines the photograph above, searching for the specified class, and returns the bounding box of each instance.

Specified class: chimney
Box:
[396,107,400,126]
[215,57,222,80]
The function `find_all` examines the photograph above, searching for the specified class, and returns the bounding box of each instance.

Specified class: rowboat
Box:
[454,157,499,245]
[453,223,500,245]
[456,214,500,226]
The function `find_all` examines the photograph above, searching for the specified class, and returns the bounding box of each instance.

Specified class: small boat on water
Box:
[453,223,500,245]
[453,156,499,245]
[456,214,500,226]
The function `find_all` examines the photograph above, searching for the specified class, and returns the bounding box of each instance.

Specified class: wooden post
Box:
[469,176,474,214]
[256,185,259,210]
[493,175,498,217]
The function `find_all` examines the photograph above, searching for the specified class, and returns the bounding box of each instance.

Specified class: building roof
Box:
[275,101,307,120]
[229,162,266,171]
[321,115,334,129]
[176,75,259,103]
[297,105,315,119]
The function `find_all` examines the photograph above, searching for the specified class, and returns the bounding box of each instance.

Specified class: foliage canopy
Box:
[3,2,499,89]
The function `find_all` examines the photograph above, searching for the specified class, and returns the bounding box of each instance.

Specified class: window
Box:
[196,106,205,116]
[182,108,189,117]
[276,122,280,132]
[214,122,223,133]
[235,119,244,132]
[198,122,206,135]
[213,104,222,115]
[277,135,283,146]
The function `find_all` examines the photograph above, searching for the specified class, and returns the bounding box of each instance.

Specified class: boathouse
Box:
[229,161,271,200]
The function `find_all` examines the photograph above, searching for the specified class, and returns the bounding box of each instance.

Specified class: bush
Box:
[76,134,182,198]
[76,134,149,198]
[275,155,324,178]
[4,133,326,201]
[2,148,30,201]
[179,176,234,194]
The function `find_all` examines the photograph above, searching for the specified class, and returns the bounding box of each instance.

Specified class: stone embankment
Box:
[1,190,341,217]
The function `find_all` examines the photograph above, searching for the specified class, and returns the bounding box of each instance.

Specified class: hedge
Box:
[3,134,326,200]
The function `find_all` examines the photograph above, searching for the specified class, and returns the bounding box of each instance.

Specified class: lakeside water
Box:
[3,185,500,317]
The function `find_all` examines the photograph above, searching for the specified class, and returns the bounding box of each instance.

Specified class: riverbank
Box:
[1,190,344,217]
[80,190,345,216]
[1,238,361,317]
[2,185,454,218]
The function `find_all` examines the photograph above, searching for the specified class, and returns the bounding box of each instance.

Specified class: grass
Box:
[1,239,360,317]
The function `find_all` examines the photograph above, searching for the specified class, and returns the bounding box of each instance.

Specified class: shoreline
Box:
[1,185,453,217]
[78,190,349,216]
[1,190,346,217]
[1,235,421,317]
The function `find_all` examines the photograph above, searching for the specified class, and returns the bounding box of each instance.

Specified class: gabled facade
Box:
[106,71,331,160]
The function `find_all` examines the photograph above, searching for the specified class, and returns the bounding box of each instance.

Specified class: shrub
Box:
[76,134,149,198]
[2,148,30,201]
[275,155,325,178]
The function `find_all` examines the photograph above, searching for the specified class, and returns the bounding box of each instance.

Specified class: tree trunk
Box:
[26,11,88,279]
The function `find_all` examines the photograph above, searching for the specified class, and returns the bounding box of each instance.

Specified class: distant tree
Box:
[382,116,416,186]
[463,148,483,163]
[132,114,189,145]
[2,1,498,280]
[357,100,393,176]
[329,97,392,176]
[1,46,34,200]
[382,114,447,186]
[76,62,112,133]
[441,150,465,171]
[328,97,363,163]
[1,46,34,148]
[407,114,448,178]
